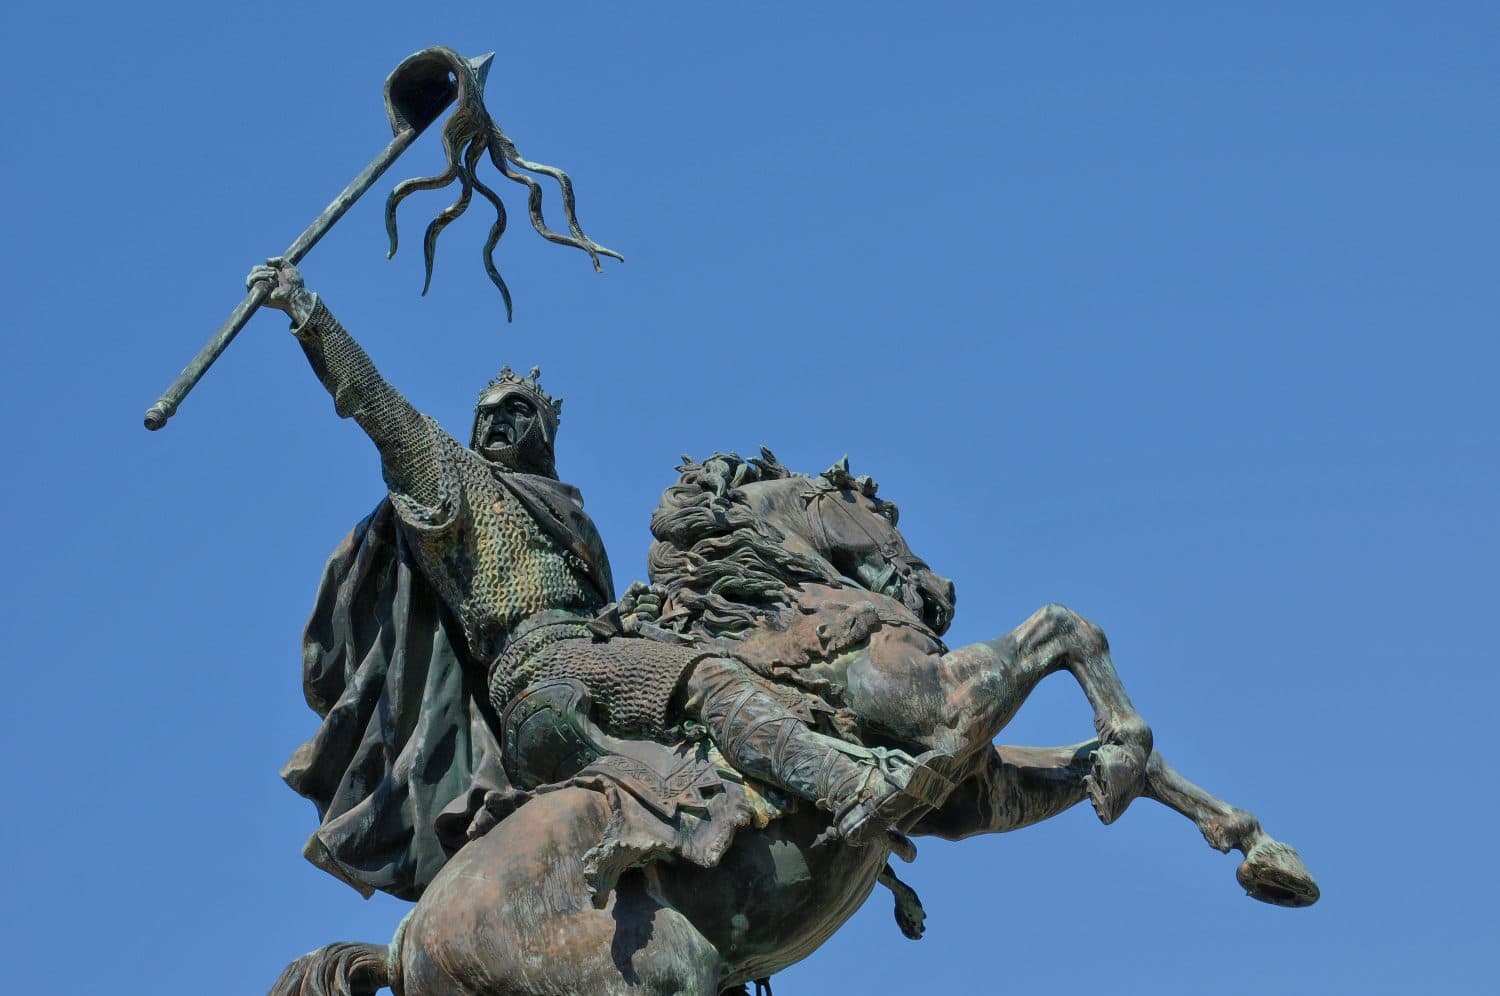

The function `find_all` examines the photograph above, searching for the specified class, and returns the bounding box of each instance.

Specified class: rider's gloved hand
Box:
[246,257,317,326]
[619,581,666,626]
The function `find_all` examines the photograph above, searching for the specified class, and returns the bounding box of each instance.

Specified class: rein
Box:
[804,488,916,601]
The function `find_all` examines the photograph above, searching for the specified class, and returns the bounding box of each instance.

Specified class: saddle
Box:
[500,676,736,818]
[490,676,788,905]
[492,676,928,938]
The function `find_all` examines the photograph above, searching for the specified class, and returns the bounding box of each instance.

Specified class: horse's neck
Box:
[718,583,926,675]
[745,482,832,568]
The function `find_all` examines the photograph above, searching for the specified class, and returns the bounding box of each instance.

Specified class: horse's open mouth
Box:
[923,600,952,636]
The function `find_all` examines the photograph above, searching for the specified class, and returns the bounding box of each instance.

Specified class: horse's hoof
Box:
[1237,838,1320,908]
[1084,743,1147,825]
[894,898,926,940]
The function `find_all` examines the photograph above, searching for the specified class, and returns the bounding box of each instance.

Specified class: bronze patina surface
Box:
[147,45,1319,996]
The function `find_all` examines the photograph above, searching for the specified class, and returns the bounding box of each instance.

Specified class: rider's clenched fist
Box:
[246,257,317,326]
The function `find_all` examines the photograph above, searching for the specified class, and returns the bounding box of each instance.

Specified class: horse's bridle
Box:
[804,487,919,606]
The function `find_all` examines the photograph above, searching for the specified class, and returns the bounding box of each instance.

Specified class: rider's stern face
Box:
[478,396,540,463]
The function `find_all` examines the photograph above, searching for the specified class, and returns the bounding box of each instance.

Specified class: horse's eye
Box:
[879,504,900,526]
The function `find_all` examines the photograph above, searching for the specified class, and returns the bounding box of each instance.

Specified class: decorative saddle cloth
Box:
[474,675,789,902]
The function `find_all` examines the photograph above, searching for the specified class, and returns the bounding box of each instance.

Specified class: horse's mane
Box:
[648,448,845,636]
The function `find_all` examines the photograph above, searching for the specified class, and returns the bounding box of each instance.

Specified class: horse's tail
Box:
[269,941,390,996]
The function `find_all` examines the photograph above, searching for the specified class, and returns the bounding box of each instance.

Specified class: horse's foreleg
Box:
[910,741,1096,840]
[1145,752,1320,907]
[909,743,1319,907]
[1014,606,1153,825]
[932,604,1151,823]
[836,605,1149,822]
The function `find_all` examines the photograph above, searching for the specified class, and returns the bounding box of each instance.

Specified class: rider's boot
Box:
[680,658,955,846]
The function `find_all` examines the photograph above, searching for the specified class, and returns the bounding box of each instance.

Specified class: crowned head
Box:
[470,365,563,477]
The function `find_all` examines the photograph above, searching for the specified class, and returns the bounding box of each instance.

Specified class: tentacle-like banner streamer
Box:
[384,51,621,321]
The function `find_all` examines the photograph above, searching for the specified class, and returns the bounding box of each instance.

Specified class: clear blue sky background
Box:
[1,3,1495,993]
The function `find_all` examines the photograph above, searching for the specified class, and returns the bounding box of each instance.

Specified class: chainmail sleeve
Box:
[291,296,447,509]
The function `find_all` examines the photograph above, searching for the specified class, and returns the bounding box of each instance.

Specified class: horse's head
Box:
[737,458,956,636]
[649,450,956,637]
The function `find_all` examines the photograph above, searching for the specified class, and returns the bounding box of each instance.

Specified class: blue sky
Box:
[1,2,1495,992]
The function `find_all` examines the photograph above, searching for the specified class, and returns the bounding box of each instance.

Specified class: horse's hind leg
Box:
[402,884,721,996]
[399,788,724,995]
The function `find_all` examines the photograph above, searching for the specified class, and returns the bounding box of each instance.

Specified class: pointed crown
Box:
[476,365,563,423]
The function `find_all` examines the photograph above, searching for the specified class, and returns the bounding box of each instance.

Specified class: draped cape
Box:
[279,477,614,901]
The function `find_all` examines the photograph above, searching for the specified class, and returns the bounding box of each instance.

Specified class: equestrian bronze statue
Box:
[144,45,1319,996]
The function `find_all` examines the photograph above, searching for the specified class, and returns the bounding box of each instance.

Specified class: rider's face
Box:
[482,395,537,448]
[475,393,548,470]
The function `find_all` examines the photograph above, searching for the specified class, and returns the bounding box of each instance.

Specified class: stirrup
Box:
[831,750,956,847]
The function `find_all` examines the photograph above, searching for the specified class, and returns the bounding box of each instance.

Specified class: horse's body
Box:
[275,454,1318,995]
[395,783,891,994]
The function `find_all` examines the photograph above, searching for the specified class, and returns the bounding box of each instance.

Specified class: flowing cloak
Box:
[279,474,614,901]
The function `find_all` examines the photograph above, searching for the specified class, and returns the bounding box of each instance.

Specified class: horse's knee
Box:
[1020,603,1106,656]
[1104,714,1153,754]
[1075,611,1109,655]
[1025,602,1077,635]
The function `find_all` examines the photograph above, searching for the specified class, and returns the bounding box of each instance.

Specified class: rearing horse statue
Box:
[274,450,1318,996]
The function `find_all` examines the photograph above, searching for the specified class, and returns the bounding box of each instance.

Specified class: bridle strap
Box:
[804,489,913,591]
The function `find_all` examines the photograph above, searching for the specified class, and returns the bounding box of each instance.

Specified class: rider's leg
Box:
[677,657,955,845]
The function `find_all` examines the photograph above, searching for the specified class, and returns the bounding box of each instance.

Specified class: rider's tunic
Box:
[292,298,698,736]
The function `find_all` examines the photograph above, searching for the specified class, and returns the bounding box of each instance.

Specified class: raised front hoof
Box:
[1237,838,1320,908]
[1084,743,1147,825]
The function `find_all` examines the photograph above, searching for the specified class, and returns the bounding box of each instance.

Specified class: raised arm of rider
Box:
[248,259,444,507]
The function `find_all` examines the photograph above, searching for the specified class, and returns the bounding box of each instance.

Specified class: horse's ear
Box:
[752,446,790,481]
[821,456,862,491]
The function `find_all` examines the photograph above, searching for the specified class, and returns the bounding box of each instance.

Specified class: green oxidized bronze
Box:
[146,45,1319,996]
[142,46,616,431]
